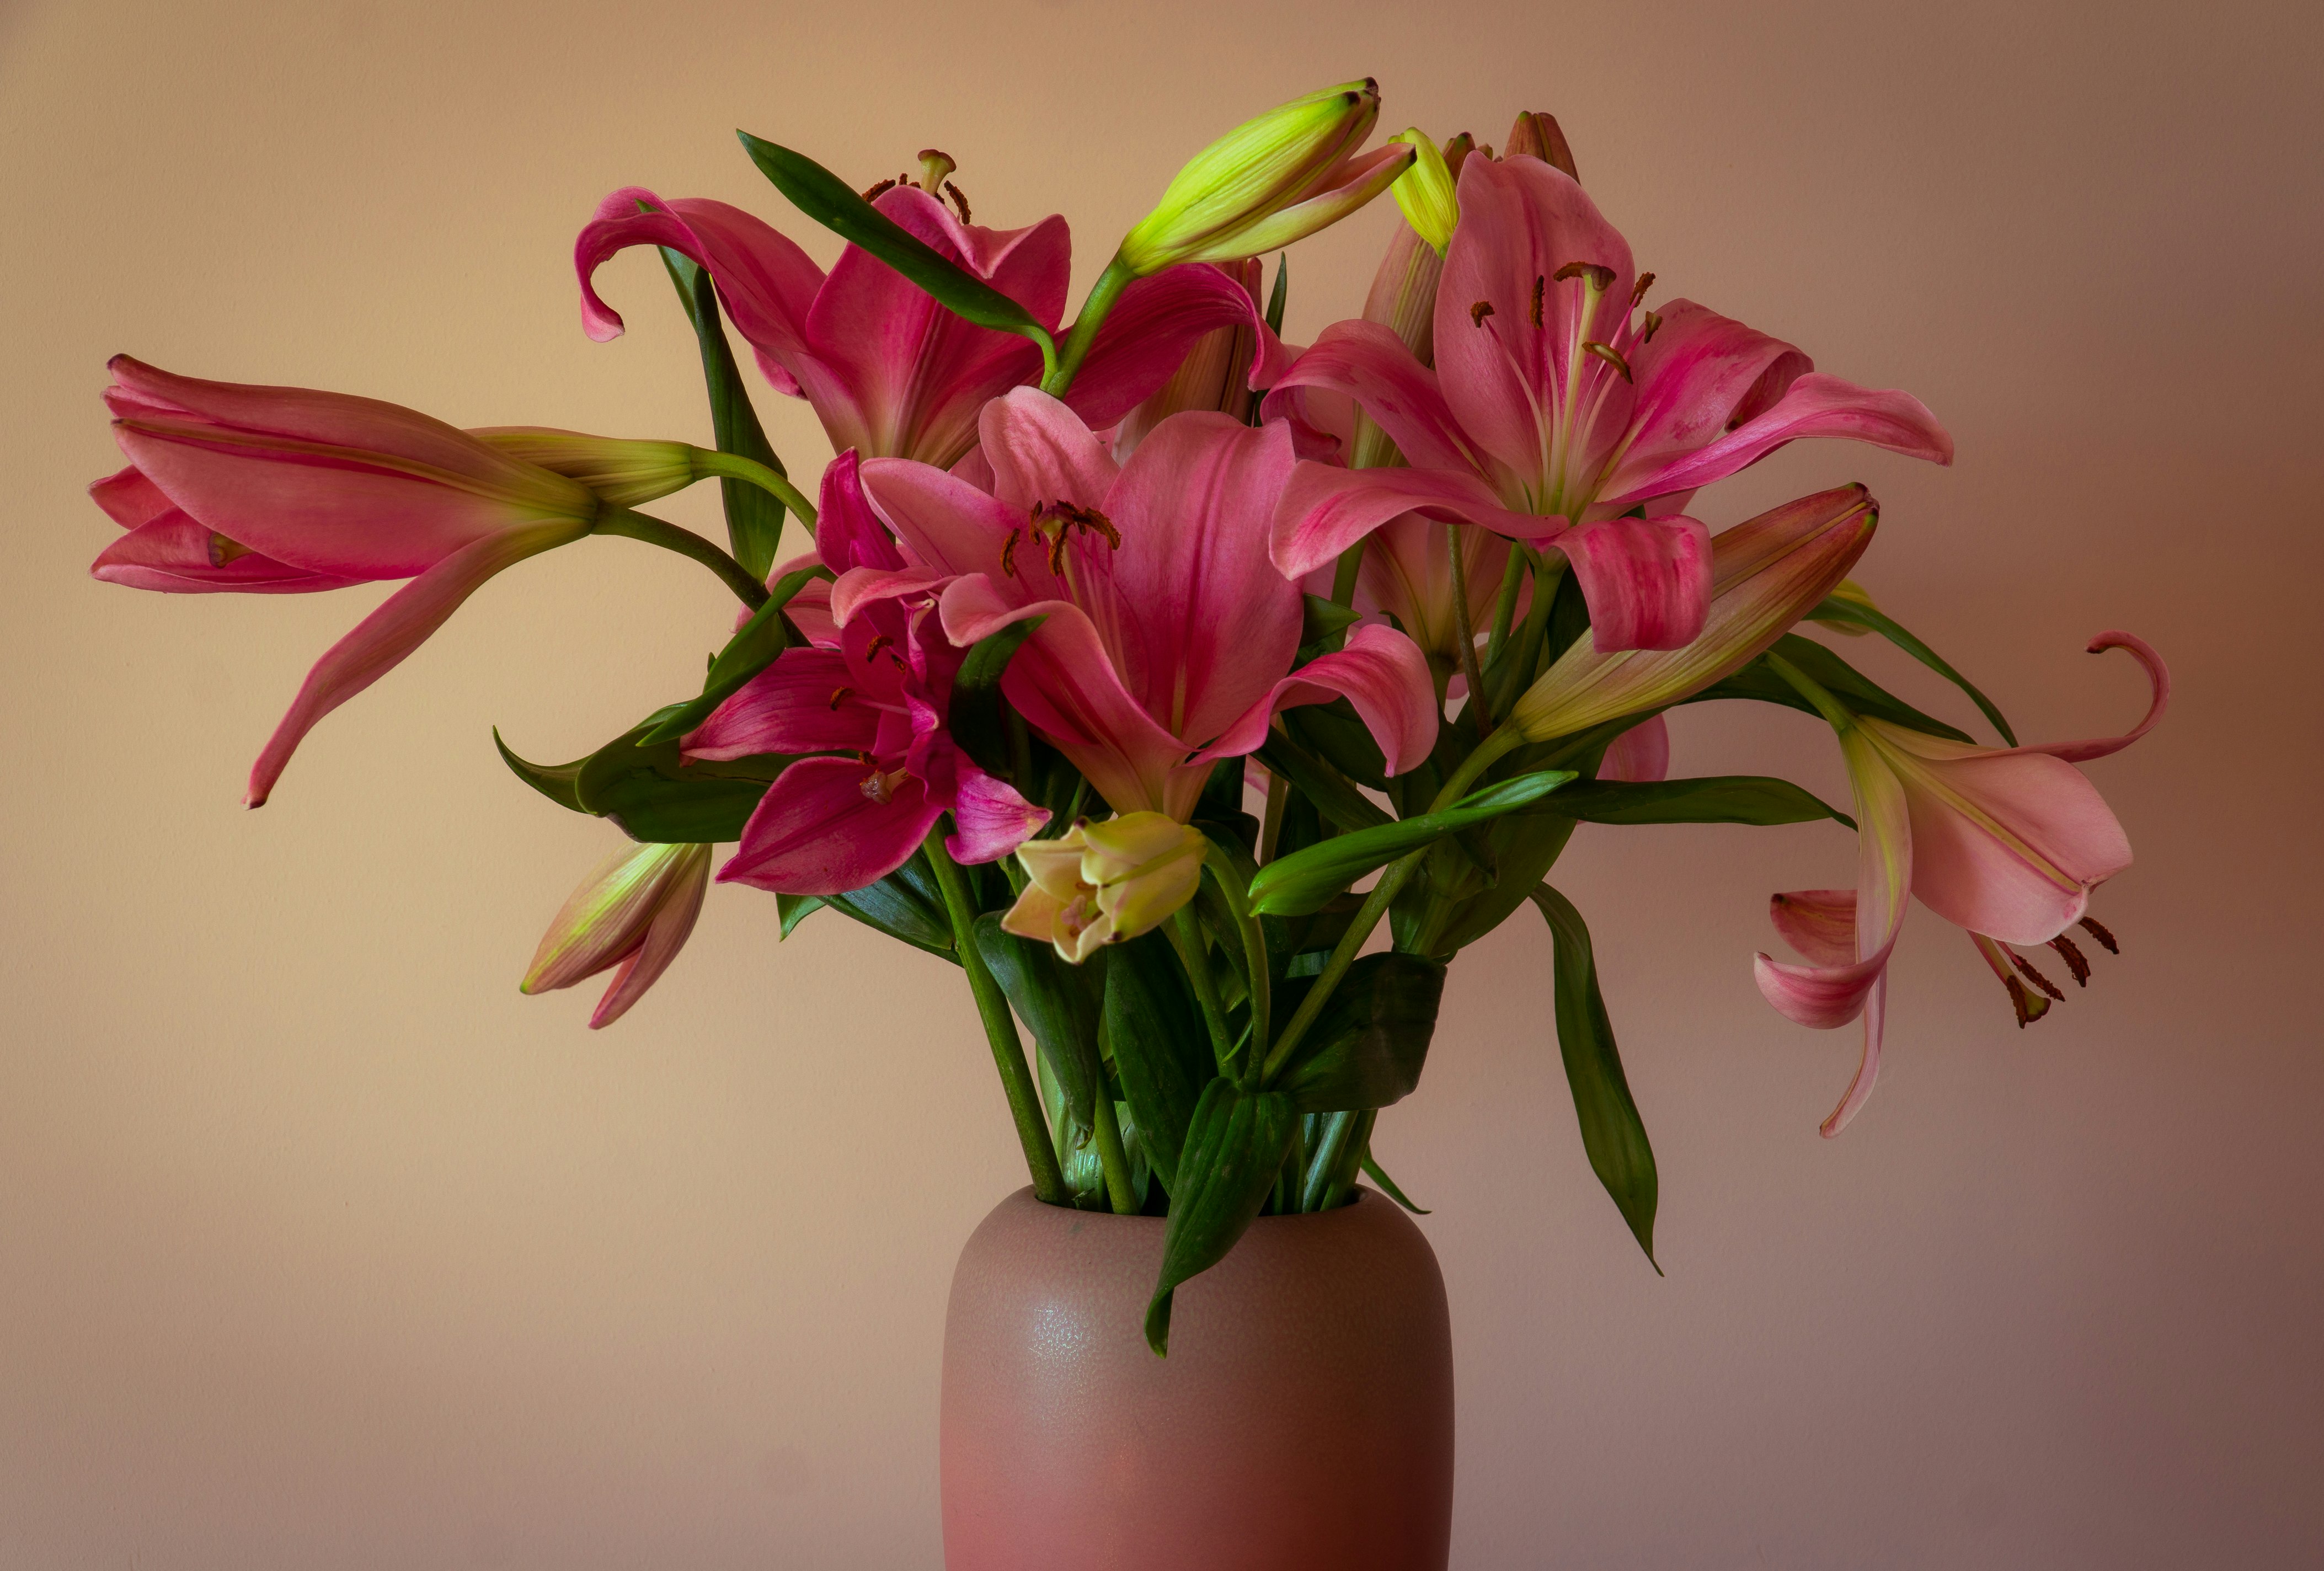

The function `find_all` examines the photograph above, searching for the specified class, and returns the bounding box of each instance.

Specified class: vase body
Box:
[939,1186,1454,1570]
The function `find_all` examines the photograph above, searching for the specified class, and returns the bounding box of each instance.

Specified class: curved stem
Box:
[592,507,768,610]
[690,448,818,526]
[1041,255,1136,399]
[925,830,1068,1205]
[1169,905,1238,1075]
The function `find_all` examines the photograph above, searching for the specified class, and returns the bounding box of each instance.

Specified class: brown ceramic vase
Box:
[939,1186,1454,1570]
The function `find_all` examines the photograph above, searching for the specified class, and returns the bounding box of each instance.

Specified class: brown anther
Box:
[942,179,971,223]
[2077,915,2120,954]
[827,686,855,710]
[1642,310,1664,344]
[999,529,1022,579]
[2008,949,2067,1001]
[1552,260,1616,291]
[1529,275,1545,328]
[862,633,896,668]
[1470,300,1496,327]
[1630,271,1657,308]
[861,176,900,202]
[1582,341,1633,382]
[2004,976,2048,1028]
[2047,934,2092,987]
[916,148,957,194]
[207,532,251,567]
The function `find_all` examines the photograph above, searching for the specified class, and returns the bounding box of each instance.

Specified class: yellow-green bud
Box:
[471,428,706,509]
[1388,127,1460,254]
[1001,813,1208,963]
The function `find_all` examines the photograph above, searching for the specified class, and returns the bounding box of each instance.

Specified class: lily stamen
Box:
[2008,948,2067,1001]
[2048,933,2092,986]
[2078,915,2120,954]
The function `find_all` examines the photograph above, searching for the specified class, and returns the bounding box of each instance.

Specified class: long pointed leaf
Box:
[1249,770,1576,917]
[637,564,829,746]
[1103,930,1210,1189]
[660,245,788,578]
[974,913,1105,1131]
[1694,635,1974,743]
[1145,1080,1297,1355]
[1530,884,1659,1267]
[1807,595,2017,746]
[1550,776,1854,830]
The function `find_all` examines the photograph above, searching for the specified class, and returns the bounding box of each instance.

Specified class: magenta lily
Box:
[1267,152,1952,652]
[840,389,1438,820]
[683,453,1048,896]
[577,183,1286,470]
[1756,632,2170,1134]
[90,356,609,805]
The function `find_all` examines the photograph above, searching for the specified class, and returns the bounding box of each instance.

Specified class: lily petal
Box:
[681,648,877,759]
[2032,632,2171,764]
[92,513,363,594]
[1066,262,1294,432]
[1551,514,1712,652]
[1597,713,1670,783]
[717,755,942,896]
[1271,459,1557,581]
[1602,372,1952,509]
[1262,318,1495,474]
[1191,622,1439,782]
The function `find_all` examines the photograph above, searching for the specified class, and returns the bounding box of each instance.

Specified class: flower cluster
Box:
[90,86,2162,1346]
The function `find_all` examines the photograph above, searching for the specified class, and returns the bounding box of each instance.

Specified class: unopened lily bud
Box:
[1117,79,1413,274]
[1510,486,1877,741]
[1001,813,1207,964]
[1114,258,1263,455]
[521,840,712,1028]
[471,429,711,509]
[1504,110,1579,182]
[1388,129,1460,254]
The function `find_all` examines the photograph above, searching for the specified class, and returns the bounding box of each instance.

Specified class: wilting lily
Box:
[578,178,1286,471]
[89,356,631,805]
[1268,152,1951,651]
[1756,632,2169,1134]
[685,453,1048,896]
[1002,813,1209,963]
[1115,79,1413,274]
[521,839,712,1028]
[1508,485,1880,742]
[843,390,1438,821]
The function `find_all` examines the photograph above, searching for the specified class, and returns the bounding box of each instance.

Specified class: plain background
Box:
[4,1,2320,1565]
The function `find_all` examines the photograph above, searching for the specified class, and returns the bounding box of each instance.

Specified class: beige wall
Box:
[5,1,2320,1564]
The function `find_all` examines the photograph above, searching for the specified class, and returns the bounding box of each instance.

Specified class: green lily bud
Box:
[1001,813,1208,963]
[1116,79,1413,274]
[1388,128,1460,255]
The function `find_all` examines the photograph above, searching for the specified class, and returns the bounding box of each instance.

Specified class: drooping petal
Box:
[1550,514,1712,652]
[1597,713,1670,783]
[1271,459,1557,581]
[245,516,587,805]
[1765,888,1858,967]
[1590,300,1813,503]
[2030,632,2171,763]
[92,514,365,594]
[681,648,878,759]
[89,464,175,527]
[925,738,1051,865]
[717,755,942,896]
[1600,373,1952,509]
[1187,623,1439,794]
[1065,261,1294,433]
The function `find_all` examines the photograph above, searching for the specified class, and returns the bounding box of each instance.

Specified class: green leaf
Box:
[738,132,1059,371]
[974,913,1105,1132]
[1551,775,1854,830]
[1693,634,1975,743]
[1807,595,2018,746]
[948,617,1044,779]
[636,564,829,746]
[1102,930,1211,1190]
[776,893,824,938]
[1264,253,1289,334]
[824,851,957,960]
[494,728,586,813]
[1270,952,1445,1112]
[1283,698,1388,789]
[1299,593,1364,649]
[1530,884,1659,1267]
[1253,733,1391,835]
[1429,811,1580,956]
[1145,1079,1298,1355]
[1361,1152,1430,1214]
[1248,770,1577,917]
[660,245,788,578]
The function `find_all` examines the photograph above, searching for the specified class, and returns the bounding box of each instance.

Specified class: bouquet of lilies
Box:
[89,83,2166,1352]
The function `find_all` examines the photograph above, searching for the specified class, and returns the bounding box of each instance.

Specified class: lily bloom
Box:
[1268,152,1951,651]
[90,356,612,805]
[1756,632,2170,1134]
[577,180,1286,471]
[1002,813,1209,963]
[521,839,712,1028]
[845,389,1439,820]
[684,452,1048,896]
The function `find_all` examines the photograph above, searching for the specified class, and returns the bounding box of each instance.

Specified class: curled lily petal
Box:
[1597,714,1670,783]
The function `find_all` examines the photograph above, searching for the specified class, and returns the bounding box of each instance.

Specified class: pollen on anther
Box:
[1470,300,1495,327]
[1642,311,1664,344]
[827,686,854,710]
[2077,915,2120,954]
[1630,271,1656,308]
[1552,260,1615,291]
[1529,275,1545,327]
[861,177,900,202]
[2008,949,2067,1001]
[943,180,972,223]
[2048,934,2092,986]
[1582,340,1633,382]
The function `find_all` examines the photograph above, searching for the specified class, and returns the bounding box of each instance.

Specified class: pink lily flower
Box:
[576,183,1287,469]
[682,453,1048,896]
[842,389,1438,820]
[1756,632,2169,1134]
[90,356,605,805]
[1267,152,1952,651]
[521,840,712,1029]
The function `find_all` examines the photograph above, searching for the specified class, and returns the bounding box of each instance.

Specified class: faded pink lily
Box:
[683,453,1048,895]
[1267,152,1952,651]
[90,356,610,805]
[842,389,1438,820]
[1756,632,2170,1134]
[577,181,1286,469]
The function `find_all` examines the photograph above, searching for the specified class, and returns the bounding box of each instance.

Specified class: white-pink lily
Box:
[1756,633,2170,1134]
[840,389,1439,820]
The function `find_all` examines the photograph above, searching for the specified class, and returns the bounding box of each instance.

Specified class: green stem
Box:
[592,507,768,609]
[1258,766,1290,863]
[1316,1109,1376,1211]
[924,830,1067,1204]
[1300,1110,1358,1211]
[1088,1092,1139,1215]
[1205,852,1272,1086]
[1170,906,1239,1075]
[690,447,818,526]
[1041,256,1136,399]
[1483,546,1527,666]
[1765,650,1858,729]
[1447,525,1492,735]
